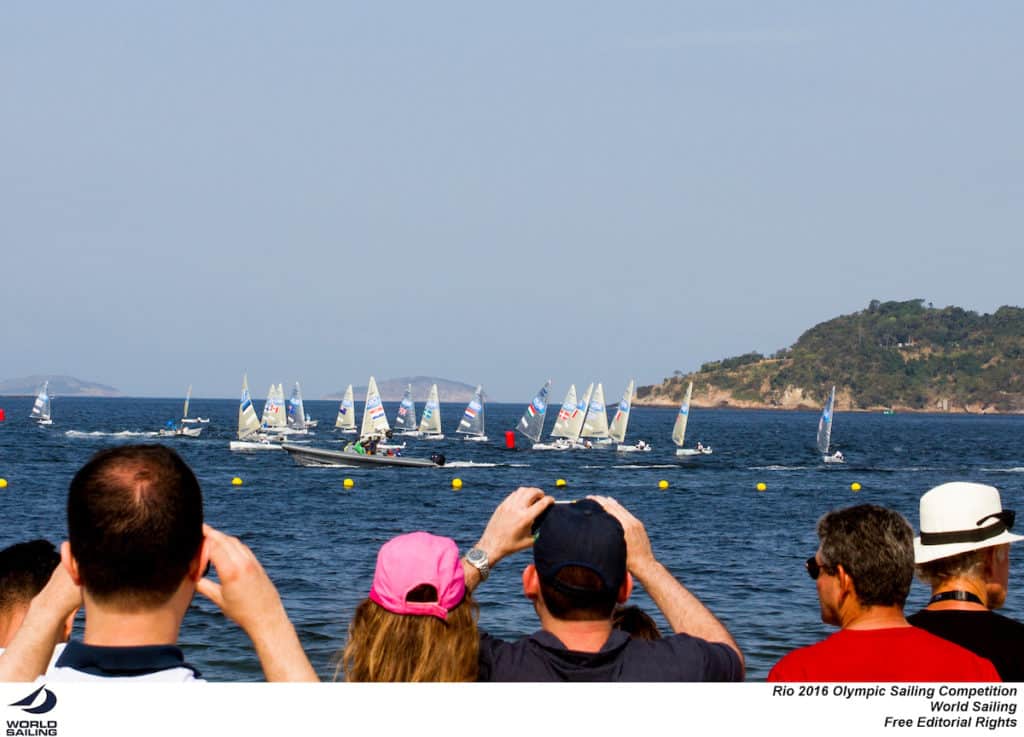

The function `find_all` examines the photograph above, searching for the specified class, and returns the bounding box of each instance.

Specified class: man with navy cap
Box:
[460,487,744,681]
[909,481,1024,681]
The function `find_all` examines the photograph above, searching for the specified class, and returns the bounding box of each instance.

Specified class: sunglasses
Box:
[805,555,833,580]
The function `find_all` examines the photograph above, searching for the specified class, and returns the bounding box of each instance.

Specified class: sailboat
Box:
[517,380,552,445]
[179,385,210,424]
[334,384,357,434]
[286,382,308,433]
[418,384,444,440]
[393,384,420,436]
[673,382,712,457]
[360,376,391,439]
[229,374,282,451]
[580,382,612,446]
[818,385,844,464]
[611,379,650,452]
[158,385,203,437]
[260,384,286,432]
[456,385,488,442]
[30,381,53,426]
[535,383,592,450]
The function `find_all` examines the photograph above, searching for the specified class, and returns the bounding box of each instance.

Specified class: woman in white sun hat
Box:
[909,481,1024,681]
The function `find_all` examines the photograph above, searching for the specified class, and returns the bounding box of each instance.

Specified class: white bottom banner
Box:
[1,682,1020,737]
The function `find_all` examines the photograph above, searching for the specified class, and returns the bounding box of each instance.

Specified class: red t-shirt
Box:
[768,626,1001,682]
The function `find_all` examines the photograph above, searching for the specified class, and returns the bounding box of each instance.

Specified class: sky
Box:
[2,3,1021,401]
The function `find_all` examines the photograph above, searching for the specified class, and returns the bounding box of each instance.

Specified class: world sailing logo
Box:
[8,686,56,715]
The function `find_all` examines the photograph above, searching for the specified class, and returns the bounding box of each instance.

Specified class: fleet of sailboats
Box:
[230,374,282,451]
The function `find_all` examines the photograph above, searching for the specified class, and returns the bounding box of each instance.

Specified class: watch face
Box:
[468,548,485,564]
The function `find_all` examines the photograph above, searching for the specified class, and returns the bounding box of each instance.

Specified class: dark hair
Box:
[67,444,203,608]
[817,504,914,608]
[539,565,618,621]
[612,605,662,640]
[0,540,60,612]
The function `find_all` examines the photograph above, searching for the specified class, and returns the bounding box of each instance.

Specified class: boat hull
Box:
[229,440,283,452]
[282,444,444,468]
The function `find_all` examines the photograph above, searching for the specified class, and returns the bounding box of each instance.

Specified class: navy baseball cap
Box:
[532,499,627,596]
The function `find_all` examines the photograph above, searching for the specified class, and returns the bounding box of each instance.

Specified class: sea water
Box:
[0,396,1021,681]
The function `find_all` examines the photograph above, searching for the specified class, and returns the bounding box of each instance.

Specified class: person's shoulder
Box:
[906,626,1002,678]
[639,632,744,681]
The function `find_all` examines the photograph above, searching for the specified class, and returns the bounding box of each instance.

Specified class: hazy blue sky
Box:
[3,3,1021,401]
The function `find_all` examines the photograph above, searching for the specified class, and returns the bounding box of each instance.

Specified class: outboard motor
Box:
[430,452,446,467]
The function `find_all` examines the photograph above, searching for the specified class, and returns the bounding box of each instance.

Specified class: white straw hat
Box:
[914,482,1023,564]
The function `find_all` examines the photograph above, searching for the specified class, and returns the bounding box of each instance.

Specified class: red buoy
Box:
[0,408,5,422]
[504,430,515,449]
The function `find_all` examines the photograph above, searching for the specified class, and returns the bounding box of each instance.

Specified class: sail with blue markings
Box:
[238,375,262,439]
[457,385,486,439]
[517,380,551,443]
[608,380,634,444]
[672,381,693,448]
[817,385,836,456]
[335,384,356,432]
[394,384,418,431]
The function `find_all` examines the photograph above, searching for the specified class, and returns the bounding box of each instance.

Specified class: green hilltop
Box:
[637,299,1024,413]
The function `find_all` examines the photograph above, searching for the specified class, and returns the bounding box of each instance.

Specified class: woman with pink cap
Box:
[339,531,479,681]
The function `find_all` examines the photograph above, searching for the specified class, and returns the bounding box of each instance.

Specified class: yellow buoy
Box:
[231,477,243,486]
[851,482,861,492]
[756,482,767,492]
[555,478,567,488]
[658,480,669,490]
[0,478,7,489]
[451,478,463,490]
[343,478,355,489]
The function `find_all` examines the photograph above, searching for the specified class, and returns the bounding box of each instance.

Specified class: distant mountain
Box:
[0,375,123,397]
[323,377,478,403]
[637,299,1024,414]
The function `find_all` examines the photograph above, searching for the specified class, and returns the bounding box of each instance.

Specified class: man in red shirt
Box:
[769,504,999,682]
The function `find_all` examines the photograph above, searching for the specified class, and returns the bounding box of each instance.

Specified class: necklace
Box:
[929,590,983,606]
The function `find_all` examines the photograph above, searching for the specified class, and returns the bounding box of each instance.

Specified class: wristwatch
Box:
[464,547,490,582]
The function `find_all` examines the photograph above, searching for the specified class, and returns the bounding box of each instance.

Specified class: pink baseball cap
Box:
[368,532,466,620]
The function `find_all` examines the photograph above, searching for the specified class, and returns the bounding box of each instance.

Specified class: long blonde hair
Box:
[339,594,480,682]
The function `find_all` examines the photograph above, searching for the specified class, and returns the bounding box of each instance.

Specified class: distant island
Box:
[636,299,1024,414]
[0,375,123,397]
[323,376,478,403]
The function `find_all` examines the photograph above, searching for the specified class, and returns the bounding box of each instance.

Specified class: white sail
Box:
[817,385,836,456]
[457,385,486,438]
[517,380,551,443]
[580,383,610,439]
[394,384,418,431]
[550,385,578,438]
[566,383,593,441]
[418,384,442,435]
[361,376,390,437]
[260,384,275,426]
[182,384,192,421]
[608,380,634,444]
[672,382,693,447]
[238,375,263,440]
[287,382,307,431]
[30,381,51,422]
[335,384,356,430]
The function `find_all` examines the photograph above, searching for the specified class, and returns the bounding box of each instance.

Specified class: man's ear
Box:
[522,564,540,601]
[60,541,82,586]
[616,572,634,604]
[835,564,856,600]
[188,535,211,583]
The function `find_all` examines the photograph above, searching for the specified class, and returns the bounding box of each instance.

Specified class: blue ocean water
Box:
[0,396,1021,681]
